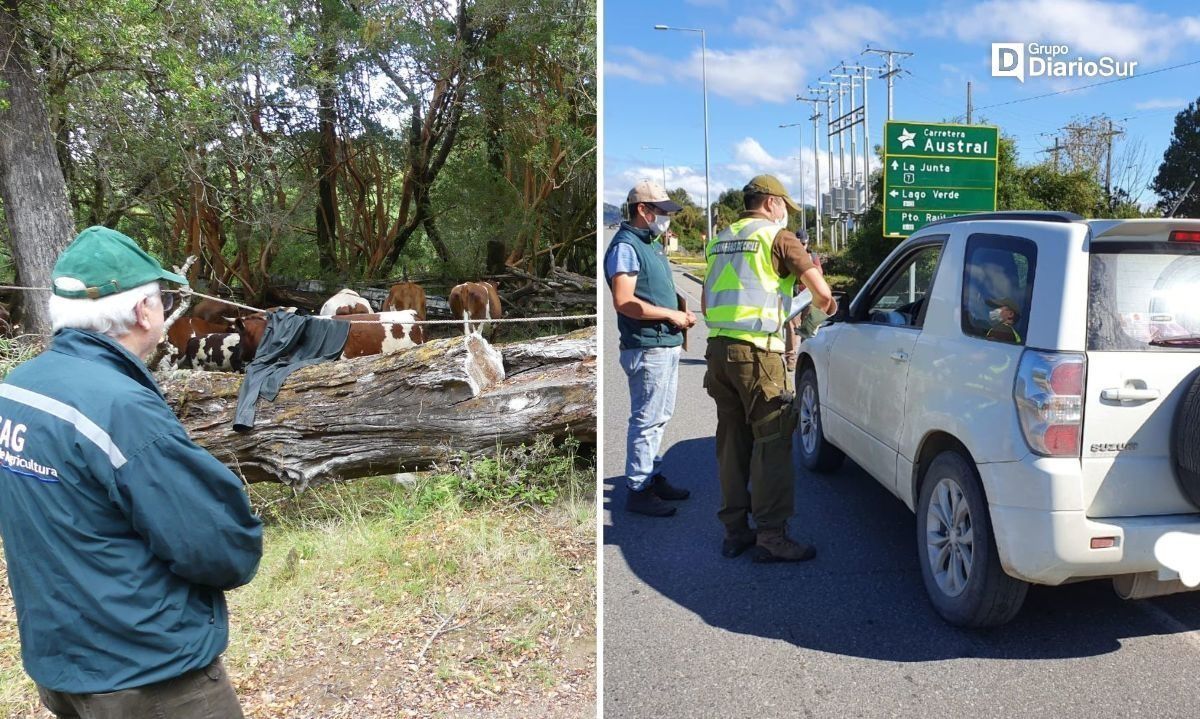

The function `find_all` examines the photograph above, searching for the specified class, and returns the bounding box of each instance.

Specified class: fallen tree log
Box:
[158,328,595,488]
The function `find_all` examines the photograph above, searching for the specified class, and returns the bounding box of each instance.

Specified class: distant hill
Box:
[603,202,622,227]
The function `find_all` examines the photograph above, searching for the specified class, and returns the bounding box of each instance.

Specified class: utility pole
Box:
[1103,118,1124,201]
[1038,135,1062,171]
[842,63,876,212]
[810,87,835,249]
[832,70,859,213]
[1061,118,1125,200]
[819,79,848,220]
[820,79,848,250]
[966,81,973,124]
[863,47,912,120]
[797,95,824,248]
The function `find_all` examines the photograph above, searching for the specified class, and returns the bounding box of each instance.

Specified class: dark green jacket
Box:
[605,223,684,349]
[0,329,262,693]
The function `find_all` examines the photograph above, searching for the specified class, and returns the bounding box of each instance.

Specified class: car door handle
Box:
[1100,387,1160,403]
[890,351,909,363]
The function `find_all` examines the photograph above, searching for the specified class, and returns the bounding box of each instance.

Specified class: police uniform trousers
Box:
[703,335,797,530]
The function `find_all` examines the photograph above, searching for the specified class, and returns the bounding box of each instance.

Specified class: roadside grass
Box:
[669,255,707,280]
[0,438,596,718]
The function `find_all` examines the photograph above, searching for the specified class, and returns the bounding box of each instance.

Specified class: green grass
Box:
[0,338,42,380]
[0,439,596,717]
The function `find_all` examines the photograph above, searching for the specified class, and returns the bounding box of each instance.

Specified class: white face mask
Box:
[649,214,671,236]
[773,199,789,227]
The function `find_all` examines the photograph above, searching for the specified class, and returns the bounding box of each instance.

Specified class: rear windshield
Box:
[1089,245,1200,351]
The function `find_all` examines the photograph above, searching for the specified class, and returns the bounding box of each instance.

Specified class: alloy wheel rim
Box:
[800,384,818,454]
[925,477,974,598]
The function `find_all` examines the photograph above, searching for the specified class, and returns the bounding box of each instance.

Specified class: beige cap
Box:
[627,180,682,212]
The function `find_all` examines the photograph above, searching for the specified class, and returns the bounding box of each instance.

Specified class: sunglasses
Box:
[159,291,178,312]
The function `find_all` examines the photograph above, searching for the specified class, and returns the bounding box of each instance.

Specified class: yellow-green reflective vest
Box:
[703,218,796,352]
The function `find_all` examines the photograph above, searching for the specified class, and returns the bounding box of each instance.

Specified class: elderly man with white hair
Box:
[0,226,262,719]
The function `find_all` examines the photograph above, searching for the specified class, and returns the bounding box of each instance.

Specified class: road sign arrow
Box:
[889,190,899,198]
[890,160,899,170]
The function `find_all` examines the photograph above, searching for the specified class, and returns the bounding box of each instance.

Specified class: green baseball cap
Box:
[743,174,801,213]
[51,226,188,299]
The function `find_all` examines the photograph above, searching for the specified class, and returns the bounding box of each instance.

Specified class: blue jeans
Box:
[620,345,681,491]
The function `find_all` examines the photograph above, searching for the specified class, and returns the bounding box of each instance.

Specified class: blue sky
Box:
[601,0,1200,210]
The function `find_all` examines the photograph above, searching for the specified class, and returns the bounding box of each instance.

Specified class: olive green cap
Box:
[743,174,801,213]
[51,226,188,299]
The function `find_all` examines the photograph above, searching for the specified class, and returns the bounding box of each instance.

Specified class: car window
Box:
[961,233,1038,345]
[866,244,943,329]
[1088,244,1200,351]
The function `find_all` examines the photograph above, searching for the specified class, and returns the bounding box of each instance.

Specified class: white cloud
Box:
[701,47,810,103]
[802,5,891,55]
[606,132,890,212]
[927,0,1200,64]
[1134,97,1187,111]
[608,4,894,104]
[605,48,672,84]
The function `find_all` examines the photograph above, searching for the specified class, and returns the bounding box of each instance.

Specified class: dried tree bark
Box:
[158,328,595,488]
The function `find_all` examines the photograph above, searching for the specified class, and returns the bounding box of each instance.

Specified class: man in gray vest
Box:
[604,180,696,516]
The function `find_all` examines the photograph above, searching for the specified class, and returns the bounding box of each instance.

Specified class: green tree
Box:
[1152,99,1200,217]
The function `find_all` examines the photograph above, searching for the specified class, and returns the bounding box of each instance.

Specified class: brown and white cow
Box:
[236,311,424,363]
[331,311,424,359]
[382,281,427,320]
[319,289,371,317]
[191,298,242,324]
[165,317,236,356]
[179,332,246,372]
[449,281,502,340]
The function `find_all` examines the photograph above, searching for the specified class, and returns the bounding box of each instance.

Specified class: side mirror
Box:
[829,291,851,323]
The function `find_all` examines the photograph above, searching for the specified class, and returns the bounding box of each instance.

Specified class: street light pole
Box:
[641,145,667,190]
[655,24,711,243]
[796,95,823,248]
[779,122,805,231]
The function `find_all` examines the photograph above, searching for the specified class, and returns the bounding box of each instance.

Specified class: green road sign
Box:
[883,121,998,237]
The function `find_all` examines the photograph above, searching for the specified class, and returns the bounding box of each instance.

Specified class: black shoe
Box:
[721,529,757,558]
[650,473,690,501]
[626,487,677,517]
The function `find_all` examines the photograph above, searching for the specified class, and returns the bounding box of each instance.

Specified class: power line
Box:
[950,58,1200,118]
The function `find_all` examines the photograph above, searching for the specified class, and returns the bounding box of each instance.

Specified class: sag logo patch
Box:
[0,416,60,483]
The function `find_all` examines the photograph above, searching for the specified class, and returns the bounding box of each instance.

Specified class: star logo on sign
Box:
[898,128,916,149]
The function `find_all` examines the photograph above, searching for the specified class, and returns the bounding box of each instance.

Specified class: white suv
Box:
[797,211,1200,627]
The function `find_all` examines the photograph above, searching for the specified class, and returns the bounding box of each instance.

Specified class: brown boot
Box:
[721,524,757,558]
[753,525,816,563]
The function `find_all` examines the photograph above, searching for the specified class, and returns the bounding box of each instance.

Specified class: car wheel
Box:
[797,367,845,473]
[1171,370,1200,508]
[916,450,1028,628]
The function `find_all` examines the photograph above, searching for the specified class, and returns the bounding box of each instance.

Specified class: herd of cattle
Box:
[163,280,503,373]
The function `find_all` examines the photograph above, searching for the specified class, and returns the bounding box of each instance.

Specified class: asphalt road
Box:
[601,258,1200,718]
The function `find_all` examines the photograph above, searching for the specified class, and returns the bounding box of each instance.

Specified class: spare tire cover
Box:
[1170,369,1200,508]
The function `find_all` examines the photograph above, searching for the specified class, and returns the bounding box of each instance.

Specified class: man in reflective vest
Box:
[702,175,837,562]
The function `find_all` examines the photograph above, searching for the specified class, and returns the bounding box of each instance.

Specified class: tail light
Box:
[1169,230,1200,243]
[1015,350,1086,457]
